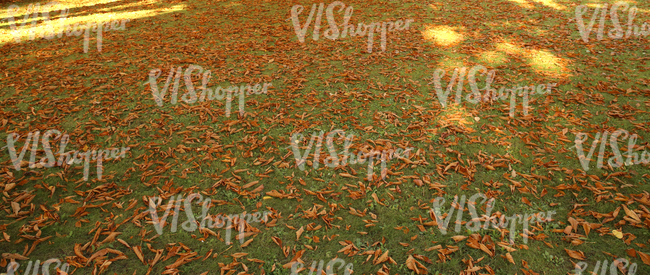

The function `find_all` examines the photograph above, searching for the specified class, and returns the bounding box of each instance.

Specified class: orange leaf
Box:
[374,250,389,265]
[638,251,650,265]
[451,236,467,242]
[231,252,248,259]
[564,249,585,260]
[405,255,428,274]
[505,253,515,264]
[622,205,641,222]
[241,238,255,248]
[296,226,304,241]
[132,246,145,265]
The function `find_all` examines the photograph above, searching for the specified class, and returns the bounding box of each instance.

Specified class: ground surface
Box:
[1,0,650,274]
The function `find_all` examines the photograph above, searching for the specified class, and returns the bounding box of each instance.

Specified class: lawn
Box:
[0,0,650,274]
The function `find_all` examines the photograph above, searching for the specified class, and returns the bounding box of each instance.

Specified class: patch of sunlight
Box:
[225,2,242,7]
[435,50,469,71]
[581,2,650,12]
[478,51,508,66]
[526,49,565,74]
[495,42,524,55]
[99,1,158,12]
[1,0,120,20]
[505,0,534,9]
[493,42,568,76]
[531,0,566,10]
[422,25,465,47]
[47,0,121,8]
[436,105,476,134]
[0,4,186,46]
[585,3,607,9]
[436,61,467,73]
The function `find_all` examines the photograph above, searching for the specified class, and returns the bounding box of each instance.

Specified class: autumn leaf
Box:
[564,249,585,260]
[622,204,641,223]
[612,230,624,239]
[638,251,650,266]
[373,250,389,265]
[451,235,467,242]
[505,253,515,264]
[296,226,304,241]
[406,255,428,274]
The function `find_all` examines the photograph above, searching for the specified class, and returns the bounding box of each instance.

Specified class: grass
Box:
[1,0,650,274]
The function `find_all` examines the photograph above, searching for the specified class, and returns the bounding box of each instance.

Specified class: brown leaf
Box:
[2,253,29,260]
[564,249,585,260]
[638,251,650,265]
[622,204,641,223]
[479,243,493,257]
[132,246,146,265]
[405,255,428,274]
[296,226,304,241]
[451,235,467,242]
[231,252,248,259]
[271,236,282,247]
[241,238,255,248]
[374,250,389,265]
[11,202,20,215]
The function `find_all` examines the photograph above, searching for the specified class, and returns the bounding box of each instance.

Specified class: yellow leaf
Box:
[612,230,623,239]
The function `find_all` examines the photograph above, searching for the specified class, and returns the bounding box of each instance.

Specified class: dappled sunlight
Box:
[47,0,122,8]
[478,51,509,66]
[225,2,243,8]
[437,60,468,71]
[98,0,158,12]
[505,0,534,9]
[494,42,568,76]
[0,0,120,19]
[585,3,607,9]
[422,25,465,47]
[435,50,470,71]
[531,0,566,10]
[435,104,477,134]
[0,4,186,46]
[526,49,565,75]
[495,42,524,55]
[582,3,650,12]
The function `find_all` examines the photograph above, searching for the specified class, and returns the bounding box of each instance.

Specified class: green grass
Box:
[1,0,650,274]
